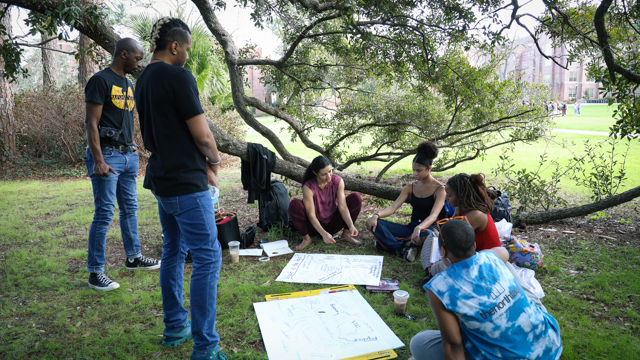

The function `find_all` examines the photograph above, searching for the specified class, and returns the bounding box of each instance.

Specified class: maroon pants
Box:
[288,193,362,236]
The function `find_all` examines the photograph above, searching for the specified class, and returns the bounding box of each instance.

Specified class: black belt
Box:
[101,144,133,153]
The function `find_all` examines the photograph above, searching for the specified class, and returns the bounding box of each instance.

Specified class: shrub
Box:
[201,96,247,140]
[13,86,246,167]
[14,85,87,165]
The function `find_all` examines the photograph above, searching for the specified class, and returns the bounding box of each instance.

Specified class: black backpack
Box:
[488,186,512,223]
[257,180,291,231]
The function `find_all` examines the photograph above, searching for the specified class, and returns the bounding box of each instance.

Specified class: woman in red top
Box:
[444,173,500,250]
[425,173,501,278]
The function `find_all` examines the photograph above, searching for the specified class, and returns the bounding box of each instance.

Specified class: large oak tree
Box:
[2,0,638,224]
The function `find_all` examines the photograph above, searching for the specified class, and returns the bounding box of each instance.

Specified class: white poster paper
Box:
[430,236,441,264]
[254,290,404,360]
[276,253,383,286]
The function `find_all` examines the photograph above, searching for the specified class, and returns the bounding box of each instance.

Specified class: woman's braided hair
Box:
[149,17,191,53]
[446,173,496,213]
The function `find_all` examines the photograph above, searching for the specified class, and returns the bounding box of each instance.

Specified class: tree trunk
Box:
[77,0,101,87]
[41,33,57,88]
[208,121,403,200]
[0,3,16,162]
[77,33,98,87]
[514,186,640,225]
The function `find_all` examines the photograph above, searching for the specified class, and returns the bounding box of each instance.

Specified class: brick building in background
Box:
[244,47,273,115]
[496,35,602,102]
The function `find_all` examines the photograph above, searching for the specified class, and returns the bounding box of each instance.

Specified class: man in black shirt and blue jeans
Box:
[135,18,230,360]
[84,38,160,292]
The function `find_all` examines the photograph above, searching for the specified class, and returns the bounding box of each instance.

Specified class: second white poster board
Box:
[276,253,384,286]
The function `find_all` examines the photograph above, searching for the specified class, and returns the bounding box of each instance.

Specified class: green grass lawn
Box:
[1,179,639,359]
[552,104,618,132]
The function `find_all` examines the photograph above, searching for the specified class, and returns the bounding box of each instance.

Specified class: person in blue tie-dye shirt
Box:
[411,218,563,360]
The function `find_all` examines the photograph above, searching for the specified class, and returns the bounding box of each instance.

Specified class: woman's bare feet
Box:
[340,229,361,245]
[296,236,313,250]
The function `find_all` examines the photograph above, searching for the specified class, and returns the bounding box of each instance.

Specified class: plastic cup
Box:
[228,241,240,263]
[393,290,410,314]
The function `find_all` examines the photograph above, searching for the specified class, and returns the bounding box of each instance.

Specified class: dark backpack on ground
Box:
[488,186,512,223]
[258,180,290,231]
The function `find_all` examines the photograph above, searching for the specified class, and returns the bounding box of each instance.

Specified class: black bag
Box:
[216,211,241,249]
[241,225,256,249]
[257,180,290,231]
[488,186,512,223]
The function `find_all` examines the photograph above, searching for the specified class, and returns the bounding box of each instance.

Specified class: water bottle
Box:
[209,185,219,210]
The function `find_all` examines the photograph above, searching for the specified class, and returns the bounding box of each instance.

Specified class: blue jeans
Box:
[372,219,435,253]
[155,190,221,356]
[85,148,141,273]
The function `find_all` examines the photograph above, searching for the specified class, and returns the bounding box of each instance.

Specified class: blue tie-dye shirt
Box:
[425,252,563,359]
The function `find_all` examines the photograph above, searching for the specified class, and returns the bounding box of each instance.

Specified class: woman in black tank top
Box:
[366,142,447,262]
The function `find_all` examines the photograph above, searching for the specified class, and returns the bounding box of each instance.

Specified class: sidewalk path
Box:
[552,129,638,138]
[552,129,610,136]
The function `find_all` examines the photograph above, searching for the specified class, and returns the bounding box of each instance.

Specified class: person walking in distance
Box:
[135,17,231,360]
[84,38,160,292]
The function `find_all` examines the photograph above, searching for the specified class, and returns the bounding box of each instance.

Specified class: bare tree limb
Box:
[515,185,640,225]
[191,0,309,167]
[15,41,74,54]
[4,0,119,54]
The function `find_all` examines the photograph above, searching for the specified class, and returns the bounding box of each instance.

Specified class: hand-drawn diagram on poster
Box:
[254,290,404,360]
[276,254,383,286]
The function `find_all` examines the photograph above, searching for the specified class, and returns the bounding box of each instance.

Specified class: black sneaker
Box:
[185,250,193,264]
[419,275,433,291]
[88,272,120,291]
[125,255,161,270]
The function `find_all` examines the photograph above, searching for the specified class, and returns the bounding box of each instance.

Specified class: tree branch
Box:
[515,185,640,225]
[15,41,74,54]
[191,0,310,167]
[4,0,120,54]
[593,0,640,84]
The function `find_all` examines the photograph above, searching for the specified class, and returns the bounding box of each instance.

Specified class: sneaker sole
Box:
[163,334,192,347]
[126,261,161,271]
[406,249,417,263]
[88,282,120,291]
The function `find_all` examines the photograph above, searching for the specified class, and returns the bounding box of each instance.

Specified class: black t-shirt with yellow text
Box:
[85,67,135,146]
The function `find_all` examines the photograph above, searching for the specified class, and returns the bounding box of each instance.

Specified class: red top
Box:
[461,211,501,251]
[304,174,341,224]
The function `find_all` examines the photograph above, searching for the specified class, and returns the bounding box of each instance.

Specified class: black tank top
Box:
[410,183,447,223]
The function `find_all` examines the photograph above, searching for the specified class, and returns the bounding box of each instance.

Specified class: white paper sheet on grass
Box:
[276,253,383,286]
[260,240,293,257]
[254,290,404,360]
[238,248,263,256]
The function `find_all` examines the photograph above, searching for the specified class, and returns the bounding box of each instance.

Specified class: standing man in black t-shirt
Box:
[84,38,160,292]
[134,18,231,360]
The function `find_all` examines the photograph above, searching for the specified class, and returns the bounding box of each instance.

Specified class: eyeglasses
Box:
[436,216,470,234]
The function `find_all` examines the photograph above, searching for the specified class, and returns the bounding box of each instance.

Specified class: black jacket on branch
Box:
[241,143,276,203]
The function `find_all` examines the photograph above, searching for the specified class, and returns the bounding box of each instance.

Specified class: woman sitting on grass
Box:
[288,156,362,250]
[423,173,501,277]
[366,141,447,262]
